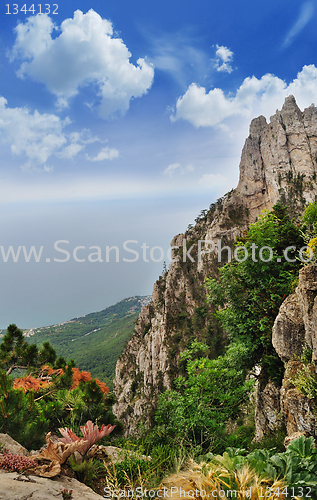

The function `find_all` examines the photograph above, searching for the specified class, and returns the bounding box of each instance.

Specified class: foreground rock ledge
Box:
[0,471,104,500]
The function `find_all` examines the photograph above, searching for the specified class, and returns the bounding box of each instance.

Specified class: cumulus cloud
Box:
[172,65,317,128]
[0,96,68,170]
[282,1,314,48]
[86,147,119,161]
[163,163,194,176]
[0,97,117,170]
[214,45,233,73]
[10,9,154,118]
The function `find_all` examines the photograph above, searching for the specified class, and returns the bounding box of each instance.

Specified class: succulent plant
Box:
[0,451,37,473]
[61,489,73,499]
[59,420,115,457]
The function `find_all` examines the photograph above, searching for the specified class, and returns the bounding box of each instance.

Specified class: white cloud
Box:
[0,96,117,170]
[68,130,102,145]
[0,96,69,170]
[86,147,119,161]
[214,45,233,73]
[282,1,314,48]
[147,31,211,87]
[164,163,181,176]
[10,13,55,59]
[163,163,194,176]
[172,65,317,128]
[58,143,84,160]
[10,9,154,118]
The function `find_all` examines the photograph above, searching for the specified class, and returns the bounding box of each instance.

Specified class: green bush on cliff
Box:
[152,204,308,453]
[155,341,253,450]
[206,204,304,373]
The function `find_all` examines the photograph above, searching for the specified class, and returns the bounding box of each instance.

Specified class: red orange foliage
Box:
[13,366,109,394]
[13,375,50,392]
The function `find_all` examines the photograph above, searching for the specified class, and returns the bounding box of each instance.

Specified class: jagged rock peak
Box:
[249,114,267,138]
[281,94,302,115]
[237,95,317,219]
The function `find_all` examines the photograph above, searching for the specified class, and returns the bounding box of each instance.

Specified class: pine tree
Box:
[0,324,57,376]
[0,371,48,450]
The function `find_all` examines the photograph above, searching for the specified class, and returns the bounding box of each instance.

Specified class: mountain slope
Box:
[113,96,317,436]
[24,296,151,389]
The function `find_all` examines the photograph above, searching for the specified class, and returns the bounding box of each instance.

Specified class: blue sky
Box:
[1,0,317,327]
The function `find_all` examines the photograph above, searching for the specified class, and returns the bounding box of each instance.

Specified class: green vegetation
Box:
[23,296,150,388]
[143,203,317,468]
[161,435,317,499]
[0,371,49,450]
[206,204,304,376]
[0,323,57,375]
[3,203,317,495]
[155,341,253,451]
[288,346,317,400]
[0,324,119,450]
[101,203,317,494]
[0,363,119,449]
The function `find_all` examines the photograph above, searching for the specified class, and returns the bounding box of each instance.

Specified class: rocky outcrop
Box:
[273,266,317,365]
[272,294,306,363]
[114,96,317,436]
[0,472,103,500]
[236,96,317,215]
[0,434,29,457]
[0,434,104,499]
[254,382,281,441]
[278,359,316,445]
[0,434,151,499]
[255,267,317,444]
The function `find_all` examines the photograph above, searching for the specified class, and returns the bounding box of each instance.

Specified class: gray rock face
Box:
[0,434,104,499]
[273,266,317,365]
[236,95,317,217]
[295,266,317,365]
[0,434,29,457]
[280,386,316,438]
[272,294,306,363]
[0,472,103,500]
[254,382,281,441]
[256,267,317,444]
[114,96,317,436]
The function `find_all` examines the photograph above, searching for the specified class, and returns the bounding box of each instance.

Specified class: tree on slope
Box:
[0,324,56,376]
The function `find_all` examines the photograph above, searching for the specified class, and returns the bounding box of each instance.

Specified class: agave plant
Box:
[59,420,115,458]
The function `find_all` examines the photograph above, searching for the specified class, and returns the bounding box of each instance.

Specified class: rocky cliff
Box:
[113,95,317,436]
[255,265,317,445]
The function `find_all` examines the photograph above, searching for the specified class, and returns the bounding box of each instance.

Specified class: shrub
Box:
[155,341,253,451]
[69,457,105,488]
[289,364,317,399]
[0,371,48,450]
[162,436,317,498]
[207,204,303,373]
